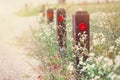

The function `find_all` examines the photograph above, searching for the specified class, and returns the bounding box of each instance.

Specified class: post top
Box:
[57,8,65,12]
[75,11,89,15]
[47,8,53,10]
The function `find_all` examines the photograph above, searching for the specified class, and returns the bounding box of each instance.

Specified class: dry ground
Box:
[0,1,41,80]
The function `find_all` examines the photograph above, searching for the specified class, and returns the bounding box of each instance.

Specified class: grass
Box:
[16,2,120,17]
[17,8,39,17]
[16,5,41,17]
[17,2,120,80]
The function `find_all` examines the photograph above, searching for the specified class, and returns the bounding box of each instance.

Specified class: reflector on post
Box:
[56,8,66,56]
[79,23,87,31]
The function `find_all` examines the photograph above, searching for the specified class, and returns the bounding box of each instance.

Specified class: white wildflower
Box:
[96,56,104,65]
[92,32,106,46]
[108,73,118,80]
[89,53,95,57]
[67,62,74,72]
[86,57,93,62]
[86,64,91,70]
[82,66,87,71]
[91,64,95,68]
[99,33,105,37]
[104,57,109,62]
[103,64,107,69]
[98,56,104,62]
[91,12,109,28]
[109,46,115,50]
[117,75,120,80]
[109,46,115,52]
[93,33,98,39]
[94,76,100,80]
[69,37,73,42]
[79,57,86,66]
[98,70,103,75]
[79,60,84,65]
[101,37,106,44]
[118,52,120,55]
[114,55,120,70]
[115,36,120,46]
[93,38,100,46]
[107,59,113,67]
[103,57,113,68]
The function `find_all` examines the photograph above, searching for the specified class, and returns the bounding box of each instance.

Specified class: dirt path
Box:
[0,1,40,80]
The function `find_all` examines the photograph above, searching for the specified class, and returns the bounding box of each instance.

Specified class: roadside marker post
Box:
[47,9,54,24]
[74,11,90,51]
[56,8,66,57]
[72,11,90,79]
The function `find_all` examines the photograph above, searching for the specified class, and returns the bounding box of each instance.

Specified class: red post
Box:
[56,8,66,56]
[47,9,54,24]
[74,11,90,51]
[72,11,90,79]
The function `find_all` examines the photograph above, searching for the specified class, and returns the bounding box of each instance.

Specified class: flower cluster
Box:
[91,12,109,28]
[115,36,120,46]
[31,7,120,80]
[76,53,120,80]
[92,32,106,46]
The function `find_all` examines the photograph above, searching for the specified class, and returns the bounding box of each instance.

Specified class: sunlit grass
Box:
[16,5,40,17]
[16,2,120,17]
[17,2,120,80]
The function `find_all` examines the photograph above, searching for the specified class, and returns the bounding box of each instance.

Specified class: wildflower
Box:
[86,57,93,62]
[107,59,113,67]
[91,12,109,28]
[118,52,120,55]
[108,72,118,80]
[114,55,120,70]
[109,46,115,52]
[67,62,74,73]
[101,37,106,44]
[117,75,120,80]
[89,53,95,57]
[94,76,100,80]
[99,33,105,37]
[91,64,95,68]
[92,32,106,46]
[109,46,115,50]
[69,37,73,42]
[93,33,98,39]
[102,57,113,69]
[93,38,100,46]
[115,36,120,46]
[96,56,104,65]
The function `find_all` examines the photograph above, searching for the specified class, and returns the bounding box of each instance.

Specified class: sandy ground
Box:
[0,1,41,80]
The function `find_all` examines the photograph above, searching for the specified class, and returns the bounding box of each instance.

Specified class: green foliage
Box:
[16,2,120,17]
[16,5,41,17]
[22,2,120,80]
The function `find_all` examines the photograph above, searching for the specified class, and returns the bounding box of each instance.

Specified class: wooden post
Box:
[47,9,54,24]
[72,11,90,79]
[56,8,66,56]
[74,11,89,51]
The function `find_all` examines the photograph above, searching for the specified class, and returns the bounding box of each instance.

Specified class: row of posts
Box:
[46,8,90,79]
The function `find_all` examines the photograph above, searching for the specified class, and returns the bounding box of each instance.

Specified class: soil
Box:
[0,1,41,80]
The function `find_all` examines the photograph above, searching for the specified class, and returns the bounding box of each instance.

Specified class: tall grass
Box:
[18,2,120,80]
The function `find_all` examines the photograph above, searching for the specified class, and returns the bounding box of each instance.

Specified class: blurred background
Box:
[0,0,120,80]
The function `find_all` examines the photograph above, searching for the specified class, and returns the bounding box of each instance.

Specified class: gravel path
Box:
[0,1,40,80]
